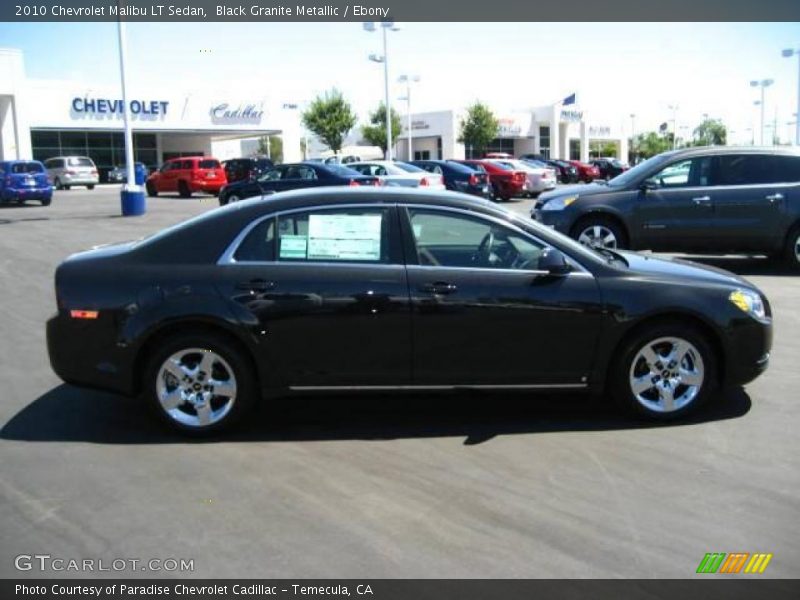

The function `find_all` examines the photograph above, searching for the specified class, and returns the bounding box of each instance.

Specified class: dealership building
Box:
[0,47,303,179]
[394,107,629,162]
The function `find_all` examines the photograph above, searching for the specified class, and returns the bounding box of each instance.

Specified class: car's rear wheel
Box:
[54,177,63,190]
[178,180,191,198]
[572,216,627,250]
[145,333,256,435]
[227,194,240,204]
[87,184,95,190]
[783,224,800,271]
[611,323,717,420]
[41,196,51,206]
[146,182,157,197]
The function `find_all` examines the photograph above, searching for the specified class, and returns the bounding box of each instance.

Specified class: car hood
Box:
[539,182,612,202]
[618,250,752,288]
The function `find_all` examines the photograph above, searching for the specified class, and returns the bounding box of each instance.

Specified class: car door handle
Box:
[692,196,711,204]
[236,279,275,292]
[766,193,784,203]
[419,282,458,295]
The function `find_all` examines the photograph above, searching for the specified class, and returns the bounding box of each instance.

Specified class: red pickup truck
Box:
[146,156,227,197]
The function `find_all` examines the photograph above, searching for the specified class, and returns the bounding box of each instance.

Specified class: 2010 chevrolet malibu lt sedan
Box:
[47,188,773,434]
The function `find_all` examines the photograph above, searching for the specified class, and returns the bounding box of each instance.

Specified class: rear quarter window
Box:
[200,159,221,169]
[11,162,44,174]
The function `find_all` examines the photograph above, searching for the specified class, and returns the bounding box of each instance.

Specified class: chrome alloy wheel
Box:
[155,348,237,428]
[628,336,704,413]
[228,194,240,203]
[578,225,618,249]
[794,231,800,263]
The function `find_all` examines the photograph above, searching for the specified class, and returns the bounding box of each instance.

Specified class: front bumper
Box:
[531,206,573,234]
[723,316,773,387]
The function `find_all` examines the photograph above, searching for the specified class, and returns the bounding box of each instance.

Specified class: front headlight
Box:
[541,195,578,211]
[729,289,766,319]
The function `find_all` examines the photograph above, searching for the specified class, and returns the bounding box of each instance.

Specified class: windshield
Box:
[394,162,425,173]
[67,157,94,167]
[606,153,673,187]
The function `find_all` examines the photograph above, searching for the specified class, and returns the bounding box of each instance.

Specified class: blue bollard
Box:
[121,188,146,216]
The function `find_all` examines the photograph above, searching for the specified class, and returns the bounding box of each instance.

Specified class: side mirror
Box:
[641,178,658,191]
[539,248,571,275]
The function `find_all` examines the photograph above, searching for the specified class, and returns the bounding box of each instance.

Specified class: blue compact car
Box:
[0,160,53,205]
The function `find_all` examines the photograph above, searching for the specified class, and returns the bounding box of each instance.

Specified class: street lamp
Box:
[782,46,800,145]
[629,113,636,163]
[398,74,420,161]
[667,104,679,150]
[364,21,400,160]
[750,78,774,145]
[116,10,144,216]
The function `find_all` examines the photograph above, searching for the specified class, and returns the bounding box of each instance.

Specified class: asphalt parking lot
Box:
[1,186,798,579]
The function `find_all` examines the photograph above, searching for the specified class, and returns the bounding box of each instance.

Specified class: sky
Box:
[1,21,799,144]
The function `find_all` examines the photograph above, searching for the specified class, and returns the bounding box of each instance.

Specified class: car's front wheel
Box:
[572,216,627,250]
[145,333,256,434]
[146,182,158,197]
[178,180,191,198]
[611,323,717,420]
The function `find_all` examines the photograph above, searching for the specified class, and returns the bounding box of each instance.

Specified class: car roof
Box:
[649,146,800,159]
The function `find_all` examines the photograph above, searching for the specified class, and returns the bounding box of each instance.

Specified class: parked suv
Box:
[223,157,275,184]
[44,156,99,190]
[146,157,226,197]
[532,147,800,268]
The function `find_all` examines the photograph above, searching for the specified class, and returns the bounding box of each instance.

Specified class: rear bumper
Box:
[190,179,224,193]
[61,176,99,185]
[46,312,136,396]
[2,186,53,201]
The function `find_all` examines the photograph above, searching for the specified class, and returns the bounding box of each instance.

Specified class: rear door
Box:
[635,156,715,251]
[216,204,412,388]
[708,153,795,251]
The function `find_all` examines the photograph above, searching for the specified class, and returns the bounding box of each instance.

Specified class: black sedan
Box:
[218,162,379,205]
[591,158,628,179]
[410,159,492,199]
[47,188,772,434]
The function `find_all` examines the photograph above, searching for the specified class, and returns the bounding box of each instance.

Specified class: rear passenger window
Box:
[181,160,194,169]
[277,208,389,263]
[713,155,772,186]
[233,219,275,262]
[768,156,800,183]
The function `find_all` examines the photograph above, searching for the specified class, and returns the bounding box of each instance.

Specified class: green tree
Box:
[361,103,402,157]
[256,136,283,163]
[691,118,727,146]
[301,89,357,155]
[634,131,674,159]
[458,102,499,158]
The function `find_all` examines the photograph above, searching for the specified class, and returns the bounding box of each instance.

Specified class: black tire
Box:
[41,196,51,206]
[783,224,800,271]
[87,184,95,190]
[146,182,158,197]
[64,185,71,190]
[54,177,63,190]
[609,321,717,421]
[178,180,191,198]
[571,214,628,250]
[144,332,257,435]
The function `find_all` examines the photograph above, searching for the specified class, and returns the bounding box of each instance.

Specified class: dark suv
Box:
[532,147,800,268]
[223,157,275,184]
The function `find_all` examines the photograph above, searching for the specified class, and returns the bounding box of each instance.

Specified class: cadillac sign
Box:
[210,103,265,123]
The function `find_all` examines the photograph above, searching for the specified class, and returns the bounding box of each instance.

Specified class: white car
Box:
[347,161,445,190]
[44,156,99,190]
[489,159,556,196]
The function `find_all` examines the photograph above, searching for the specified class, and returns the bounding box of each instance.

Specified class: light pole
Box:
[398,74,420,161]
[364,21,400,160]
[750,78,774,145]
[782,46,800,145]
[116,9,144,216]
[668,104,679,150]
[629,113,636,163]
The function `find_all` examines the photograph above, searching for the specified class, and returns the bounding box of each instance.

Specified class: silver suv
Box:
[44,156,99,190]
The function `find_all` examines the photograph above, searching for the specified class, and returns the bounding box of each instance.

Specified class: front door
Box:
[216,204,412,389]
[401,207,604,387]
[634,156,716,251]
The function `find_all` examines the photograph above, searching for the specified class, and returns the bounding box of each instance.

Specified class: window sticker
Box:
[307,214,382,261]
[279,235,308,259]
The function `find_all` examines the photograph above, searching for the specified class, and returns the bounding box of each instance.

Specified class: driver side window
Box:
[408,209,546,270]
[650,158,711,189]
